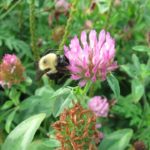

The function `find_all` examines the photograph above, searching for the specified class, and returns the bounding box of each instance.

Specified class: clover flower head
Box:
[55,0,70,11]
[0,54,25,88]
[88,96,109,117]
[64,29,118,87]
[52,102,101,149]
[3,54,17,65]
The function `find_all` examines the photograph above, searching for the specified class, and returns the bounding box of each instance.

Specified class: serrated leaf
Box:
[2,113,46,150]
[99,129,133,150]
[107,73,120,99]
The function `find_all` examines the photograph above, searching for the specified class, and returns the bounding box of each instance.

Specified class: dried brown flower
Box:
[134,141,146,150]
[0,54,25,88]
[52,103,102,150]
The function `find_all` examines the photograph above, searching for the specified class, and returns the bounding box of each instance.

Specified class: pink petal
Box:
[92,75,96,82]
[85,69,90,77]
[101,67,107,81]
[64,45,69,53]
[81,31,88,48]
[89,30,97,49]
[107,62,118,71]
[98,29,106,49]
[71,74,81,80]
[68,65,81,73]
[79,80,87,87]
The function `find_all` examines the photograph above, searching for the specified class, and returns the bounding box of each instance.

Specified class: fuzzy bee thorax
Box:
[38,53,58,72]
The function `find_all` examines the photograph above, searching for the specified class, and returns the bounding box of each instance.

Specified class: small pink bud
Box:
[88,96,109,117]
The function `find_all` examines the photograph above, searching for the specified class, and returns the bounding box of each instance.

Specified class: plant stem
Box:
[29,0,39,61]
[58,0,78,54]
[0,0,21,20]
[18,2,24,36]
[105,0,114,30]
[89,84,95,97]
[83,81,92,95]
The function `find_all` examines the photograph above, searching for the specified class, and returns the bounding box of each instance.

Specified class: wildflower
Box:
[88,96,109,117]
[52,102,101,150]
[55,0,70,12]
[0,54,25,88]
[133,141,146,150]
[3,54,17,65]
[84,20,93,30]
[64,29,118,87]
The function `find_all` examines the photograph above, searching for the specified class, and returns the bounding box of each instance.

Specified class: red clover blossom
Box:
[64,29,118,87]
[0,54,25,88]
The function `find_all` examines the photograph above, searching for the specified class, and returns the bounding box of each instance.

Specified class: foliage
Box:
[99,129,133,150]
[0,0,150,149]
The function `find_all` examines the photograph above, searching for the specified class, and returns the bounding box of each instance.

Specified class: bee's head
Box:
[39,53,57,70]
[36,53,58,80]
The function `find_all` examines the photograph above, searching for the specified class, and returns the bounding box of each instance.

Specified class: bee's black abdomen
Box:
[47,72,69,84]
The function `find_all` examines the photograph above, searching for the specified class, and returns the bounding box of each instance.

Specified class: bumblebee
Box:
[36,50,69,83]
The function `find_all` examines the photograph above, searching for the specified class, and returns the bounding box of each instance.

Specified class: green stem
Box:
[58,0,78,54]
[29,0,39,61]
[105,0,114,30]
[138,90,149,129]
[0,0,21,20]
[83,81,92,95]
[18,2,24,36]
[89,84,95,97]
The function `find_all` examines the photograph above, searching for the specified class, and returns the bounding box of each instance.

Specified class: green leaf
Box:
[131,79,144,103]
[9,88,20,105]
[16,87,72,121]
[132,45,150,52]
[0,109,12,123]
[16,86,54,120]
[42,139,60,148]
[5,109,17,133]
[52,88,76,117]
[17,95,52,121]
[28,139,60,150]
[120,64,135,78]
[132,54,141,76]
[107,73,120,99]
[35,85,54,96]
[0,39,2,46]
[1,100,14,110]
[2,113,46,150]
[2,0,14,8]
[99,129,133,150]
